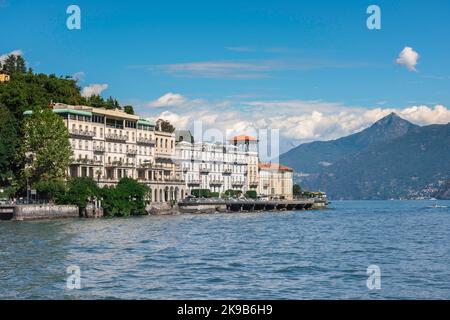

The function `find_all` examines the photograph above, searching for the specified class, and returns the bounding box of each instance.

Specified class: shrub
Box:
[191,189,211,198]
[101,178,149,217]
[245,190,257,199]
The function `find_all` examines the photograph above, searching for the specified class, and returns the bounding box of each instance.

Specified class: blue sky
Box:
[2,0,450,152]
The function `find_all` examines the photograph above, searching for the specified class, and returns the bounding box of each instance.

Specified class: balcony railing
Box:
[70,129,95,138]
[209,179,223,185]
[187,179,201,185]
[222,169,232,175]
[72,158,102,165]
[136,137,155,145]
[199,168,210,174]
[126,149,138,155]
[232,181,244,186]
[93,146,105,152]
[105,133,128,142]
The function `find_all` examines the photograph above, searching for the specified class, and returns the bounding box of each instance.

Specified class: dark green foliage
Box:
[160,120,175,133]
[245,190,257,199]
[57,177,99,211]
[293,184,302,196]
[20,107,72,188]
[1,54,26,74]
[210,192,220,198]
[35,179,66,202]
[0,105,18,185]
[123,105,134,115]
[191,189,211,198]
[101,178,149,217]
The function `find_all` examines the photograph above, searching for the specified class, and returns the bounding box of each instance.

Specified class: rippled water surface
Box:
[1,200,450,299]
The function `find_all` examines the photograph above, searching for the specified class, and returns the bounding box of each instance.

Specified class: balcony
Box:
[127,149,138,155]
[70,129,95,139]
[223,169,232,175]
[209,179,223,185]
[187,179,201,185]
[136,137,155,145]
[106,161,134,168]
[72,158,102,166]
[105,133,128,142]
[93,146,105,153]
[249,181,259,187]
[199,168,210,175]
[232,181,244,186]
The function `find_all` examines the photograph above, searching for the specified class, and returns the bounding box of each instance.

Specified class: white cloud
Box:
[140,58,374,79]
[71,71,85,81]
[0,49,23,64]
[147,92,187,108]
[81,84,108,98]
[396,47,420,71]
[140,97,450,156]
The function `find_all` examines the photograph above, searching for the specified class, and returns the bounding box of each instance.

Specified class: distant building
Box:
[175,129,194,144]
[258,163,293,200]
[175,135,260,196]
[0,73,10,82]
[229,135,259,192]
[175,141,251,195]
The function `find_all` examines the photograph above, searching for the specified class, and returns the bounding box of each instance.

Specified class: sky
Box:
[1,0,450,154]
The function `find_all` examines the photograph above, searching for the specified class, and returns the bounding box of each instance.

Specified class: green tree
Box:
[1,54,26,74]
[35,179,66,202]
[159,120,175,133]
[0,105,18,185]
[191,189,211,198]
[245,190,257,199]
[105,96,121,110]
[20,107,72,187]
[101,178,149,217]
[123,105,134,115]
[293,184,302,196]
[57,177,99,214]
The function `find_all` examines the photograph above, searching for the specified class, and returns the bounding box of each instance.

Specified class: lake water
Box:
[1,200,449,300]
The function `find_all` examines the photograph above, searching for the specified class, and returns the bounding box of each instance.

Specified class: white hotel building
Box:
[24,103,186,202]
[175,135,259,195]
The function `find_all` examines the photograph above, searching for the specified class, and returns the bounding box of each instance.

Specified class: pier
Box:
[178,199,326,214]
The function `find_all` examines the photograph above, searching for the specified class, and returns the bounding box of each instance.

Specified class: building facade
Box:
[26,103,186,202]
[0,73,10,82]
[258,163,294,200]
[175,138,258,195]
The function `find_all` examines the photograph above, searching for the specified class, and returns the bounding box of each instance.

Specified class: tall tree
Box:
[0,105,18,185]
[159,120,175,133]
[1,54,26,74]
[19,107,72,187]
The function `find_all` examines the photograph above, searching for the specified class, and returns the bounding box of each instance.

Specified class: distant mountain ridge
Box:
[280,113,450,199]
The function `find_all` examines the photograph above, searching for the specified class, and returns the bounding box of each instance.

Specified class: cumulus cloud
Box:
[81,84,108,98]
[0,49,23,64]
[140,97,450,156]
[147,92,187,108]
[396,47,420,71]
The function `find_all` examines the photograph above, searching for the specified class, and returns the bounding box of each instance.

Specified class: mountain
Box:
[280,113,418,173]
[280,114,450,200]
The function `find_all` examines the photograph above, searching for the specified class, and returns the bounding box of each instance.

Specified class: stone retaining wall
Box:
[12,204,79,221]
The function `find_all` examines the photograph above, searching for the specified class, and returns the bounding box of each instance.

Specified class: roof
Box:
[138,118,155,126]
[23,109,92,117]
[259,163,293,172]
[230,135,258,142]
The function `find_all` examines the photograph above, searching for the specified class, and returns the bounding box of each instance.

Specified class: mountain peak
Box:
[372,112,416,129]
